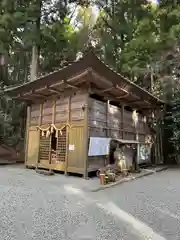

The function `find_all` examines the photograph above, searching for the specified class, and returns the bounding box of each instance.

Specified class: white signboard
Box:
[137,144,151,164]
[69,145,75,151]
[88,137,111,156]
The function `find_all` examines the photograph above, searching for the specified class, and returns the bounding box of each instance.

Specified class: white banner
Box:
[88,137,111,156]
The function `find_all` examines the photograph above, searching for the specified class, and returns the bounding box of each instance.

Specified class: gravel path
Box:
[1,166,179,240]
[99,168,180,240]
[0,166,138,240]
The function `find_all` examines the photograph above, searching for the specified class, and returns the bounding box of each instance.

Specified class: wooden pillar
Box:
[156,109,162,164]
[160,110,164,163]
[132,109,138,141]
[39,103,43,125]
[52,100,56,124]
[36,103,43,169]
[106,100,109,137]
[143,112,147,141]
[49,101,56,172]
[121,104,124,139]
[83,94,89,179]
[65,97,71,175]
[25,106,31,166]
[159,117,163,164]
[152,109,158,165]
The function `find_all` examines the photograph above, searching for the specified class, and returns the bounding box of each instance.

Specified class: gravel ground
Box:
[0,166,139,240]
[99,168,180,240]
[0,166,180,240]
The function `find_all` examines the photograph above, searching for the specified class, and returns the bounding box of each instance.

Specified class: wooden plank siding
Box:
[30,104,40,126]
[88,97,149,141]
[29,91,87,127]
[27,91,88,174]
[42,100,53,125]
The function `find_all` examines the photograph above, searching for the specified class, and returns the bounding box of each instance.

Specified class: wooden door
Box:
[67,126,85,174]
[39,131,51,168]
[26,127,40,167]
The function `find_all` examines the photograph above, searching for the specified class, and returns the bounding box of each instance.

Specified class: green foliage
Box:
[0,0,180,159]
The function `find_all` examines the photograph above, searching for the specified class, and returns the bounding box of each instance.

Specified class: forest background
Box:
[0,0,179,160]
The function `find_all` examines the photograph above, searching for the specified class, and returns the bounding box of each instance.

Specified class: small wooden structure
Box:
[5,51,164,177]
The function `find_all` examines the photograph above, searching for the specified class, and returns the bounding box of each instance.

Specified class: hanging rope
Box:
[37,123,73,138]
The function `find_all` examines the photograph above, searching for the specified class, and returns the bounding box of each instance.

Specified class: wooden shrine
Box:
[5,51,164,177]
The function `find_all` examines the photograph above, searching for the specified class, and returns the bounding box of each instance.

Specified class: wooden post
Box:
[49,100,56,172]
[121,104,124,139]
[143,112,147,142]
[83,94,89,179]
[39,103,43,125]
[160,111,164,164]
[65,96,71,175]
[25,106,31,166]
[52,100,56,124]
[159,120,163,164]
[132,109,138,141]
[136,143,140,171]
[156,109,162,164]
[36,103,43,169]
[106,100,109,137]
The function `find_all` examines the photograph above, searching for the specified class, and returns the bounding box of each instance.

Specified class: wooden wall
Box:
[88,97,149,141]
[29,91,87,126]
[30,104,40,126]
[108,104,122,138]
[88,99,106,137]
[28,91,88,175]
[42,100,53,125]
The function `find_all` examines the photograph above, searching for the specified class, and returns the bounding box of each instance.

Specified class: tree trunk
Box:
[30,45,39,81]
[30,0,42,82]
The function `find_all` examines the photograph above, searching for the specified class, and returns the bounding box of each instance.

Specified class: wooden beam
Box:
[31,93,47,98]
[116,93,129,99]
[48,81,79,94]
[67,69,89,84]
[12,94,33,102]
[90,88,141,109]
[48,70,89,90]
[49,81,65,89]
[48,87,61,94]
[90,70,112,87]
[99,87,114,93]
[22,90,47,99]
[115,84,129,94]
[35,86,47,93]
[63,80,79,89]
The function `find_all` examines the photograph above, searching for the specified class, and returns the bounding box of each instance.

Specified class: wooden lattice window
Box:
[56,127,67,162]
[39,131,51,162]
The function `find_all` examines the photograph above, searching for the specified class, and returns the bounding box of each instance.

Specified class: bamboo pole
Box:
[25,106,31,166]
